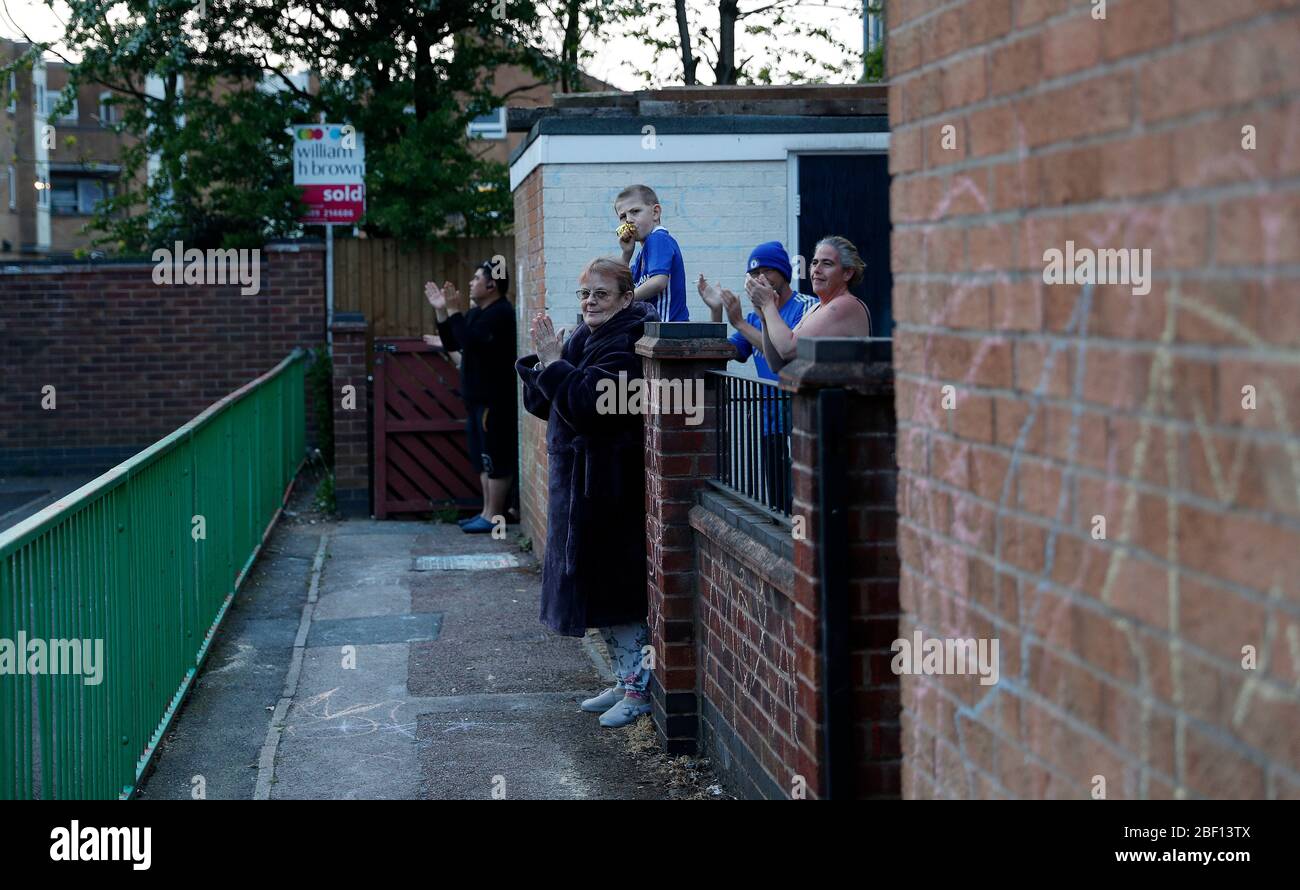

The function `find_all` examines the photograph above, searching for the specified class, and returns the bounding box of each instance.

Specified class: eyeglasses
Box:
[575,289,616,302]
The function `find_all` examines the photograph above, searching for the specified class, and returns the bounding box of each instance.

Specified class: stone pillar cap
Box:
[780,336,893,394]
[795,336,891,363]
[636,321,736,360]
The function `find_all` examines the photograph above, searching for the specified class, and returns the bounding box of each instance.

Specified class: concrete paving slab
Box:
[142,476,685,801]
[307,613,443,648]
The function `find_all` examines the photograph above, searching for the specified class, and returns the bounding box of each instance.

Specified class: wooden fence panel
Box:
[333,236,515,370]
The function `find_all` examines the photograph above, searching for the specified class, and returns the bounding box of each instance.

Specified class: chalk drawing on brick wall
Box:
[902,205,1300,797]
[708,538,799,757]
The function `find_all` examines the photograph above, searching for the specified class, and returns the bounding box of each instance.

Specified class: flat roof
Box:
[508,83,889,167]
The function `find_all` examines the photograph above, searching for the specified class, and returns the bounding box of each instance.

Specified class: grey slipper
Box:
[598,694,652,728]
[580,686,625,713]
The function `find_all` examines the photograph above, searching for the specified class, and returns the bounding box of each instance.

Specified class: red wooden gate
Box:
[373,337,481,518]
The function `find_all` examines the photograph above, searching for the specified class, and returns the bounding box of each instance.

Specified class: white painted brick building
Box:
[510,88,892,378]
[533,160,789,342]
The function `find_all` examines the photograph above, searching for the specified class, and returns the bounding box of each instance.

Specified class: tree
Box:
[538,0,646,92]
[624,0,865,86]
[1,0,601,252]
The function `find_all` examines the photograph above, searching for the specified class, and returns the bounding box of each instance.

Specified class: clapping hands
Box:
[424,280,464,314]
[745,273,778,315]
[530,311,564,365]
[697,274,722,312]
[424,280,446,310]
[719,288,744,326]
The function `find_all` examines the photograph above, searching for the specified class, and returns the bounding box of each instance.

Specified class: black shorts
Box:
[466,402,518,479]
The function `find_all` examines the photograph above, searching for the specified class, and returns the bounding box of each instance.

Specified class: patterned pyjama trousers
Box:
[599,622,650,696]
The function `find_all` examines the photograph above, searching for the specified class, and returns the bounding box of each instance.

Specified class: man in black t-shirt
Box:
[425,261,518,534]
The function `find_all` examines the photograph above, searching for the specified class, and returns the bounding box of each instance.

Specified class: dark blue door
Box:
[796,153,893,338]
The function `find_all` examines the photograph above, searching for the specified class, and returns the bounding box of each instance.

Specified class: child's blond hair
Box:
[613,184,660,211]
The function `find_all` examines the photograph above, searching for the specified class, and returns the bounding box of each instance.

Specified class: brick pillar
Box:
[636,321,736,755]
[331,312,370,517]
[782,337,900,799]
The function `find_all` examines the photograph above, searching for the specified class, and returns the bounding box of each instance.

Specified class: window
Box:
[6,73,14,114]
[466,106,506,140]
[49,175,110,215]
[51,177,77,214]
[98,91,115,125]
[6,166,13,210]
[41,89,76,121]
[35,81,45,117]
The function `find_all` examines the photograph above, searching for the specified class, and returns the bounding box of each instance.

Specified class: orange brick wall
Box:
[513,167,550,556]
[889,0,1300,799]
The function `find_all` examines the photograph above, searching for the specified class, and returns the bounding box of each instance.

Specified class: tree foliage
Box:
[1,0,598,252]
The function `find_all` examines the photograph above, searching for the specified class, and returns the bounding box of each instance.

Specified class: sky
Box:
[0,0,867,90]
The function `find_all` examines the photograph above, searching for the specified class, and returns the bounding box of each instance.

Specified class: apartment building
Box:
[1,39,132,259]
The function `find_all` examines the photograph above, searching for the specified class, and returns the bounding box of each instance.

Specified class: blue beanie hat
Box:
[746,241,792,283]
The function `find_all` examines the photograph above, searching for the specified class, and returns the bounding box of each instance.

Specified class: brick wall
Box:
[691,505,799,799]
[0,242,325,475]
[889,0,1300,798]
[331,313,369,517]
[513,166,550,555]
[649,336,902,800]
[784,339,902,799]
[636,323,736,754]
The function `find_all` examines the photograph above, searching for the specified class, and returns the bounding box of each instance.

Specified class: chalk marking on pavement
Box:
[254,529,330,800]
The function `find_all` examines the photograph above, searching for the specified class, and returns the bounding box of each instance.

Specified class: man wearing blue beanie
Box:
[697,241,816,513]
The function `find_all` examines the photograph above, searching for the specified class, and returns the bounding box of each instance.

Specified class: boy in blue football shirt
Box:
[615,184,689,322]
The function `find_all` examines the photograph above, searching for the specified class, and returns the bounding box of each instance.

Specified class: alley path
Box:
[139,480,670,800]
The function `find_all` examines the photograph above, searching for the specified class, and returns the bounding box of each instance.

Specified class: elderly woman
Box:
[515,257,659,729]
[749,235,872,372]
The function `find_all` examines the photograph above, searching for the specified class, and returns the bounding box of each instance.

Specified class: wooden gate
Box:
[372,338,481,518]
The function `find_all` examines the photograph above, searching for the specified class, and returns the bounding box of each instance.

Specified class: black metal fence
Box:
[711,370,794,517]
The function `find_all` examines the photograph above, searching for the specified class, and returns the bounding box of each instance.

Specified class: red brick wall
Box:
[889,0,1300,799]
[513,167,550,555]
[331,315,369,516]
[638,330,736,753]
[692,508,800,799]
[680,343,901,800]
[0,242,325,474]
[785,350,902,799]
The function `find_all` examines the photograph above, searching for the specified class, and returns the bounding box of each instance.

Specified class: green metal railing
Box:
[0,349,308,799]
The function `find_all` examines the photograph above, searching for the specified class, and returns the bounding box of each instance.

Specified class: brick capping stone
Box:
[779,336,893,396]
[689,503,795,593]
[634,321,737,361]
[696,483,793,562]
